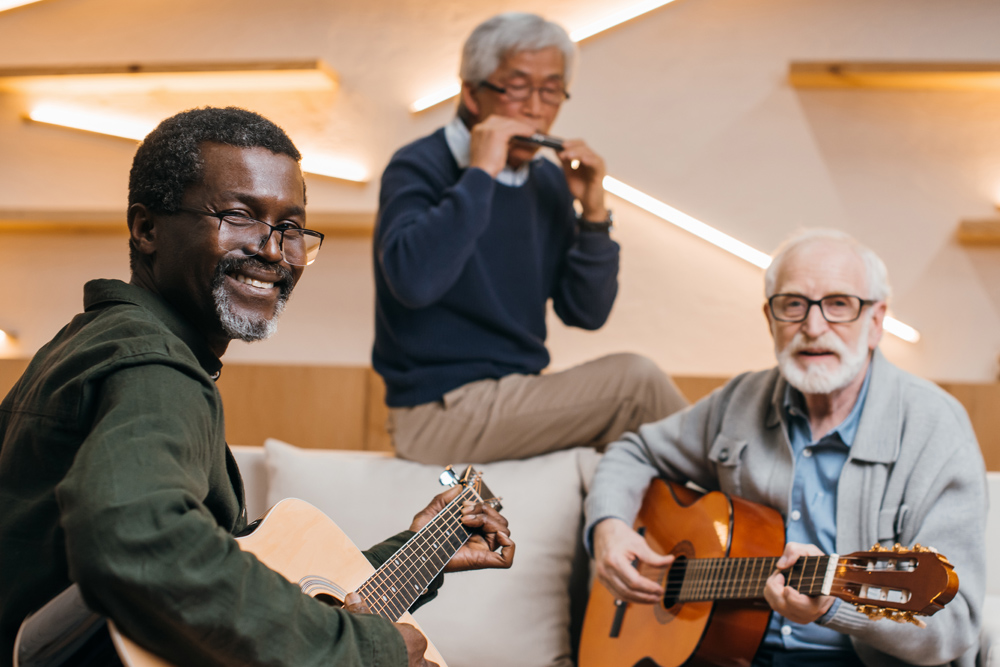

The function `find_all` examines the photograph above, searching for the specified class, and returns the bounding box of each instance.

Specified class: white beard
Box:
[776,318,871,395]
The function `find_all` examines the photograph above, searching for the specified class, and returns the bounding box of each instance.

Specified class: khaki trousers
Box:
[389,353,688,465]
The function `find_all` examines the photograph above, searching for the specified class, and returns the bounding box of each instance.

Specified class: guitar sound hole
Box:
[314,593,344,608]
[663,555,687,608]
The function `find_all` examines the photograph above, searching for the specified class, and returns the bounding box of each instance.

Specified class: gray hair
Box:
[764,229,892,302]
[460,12,577,86]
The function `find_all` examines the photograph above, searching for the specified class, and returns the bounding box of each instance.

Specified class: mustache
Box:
[213,256,295,299]
[786,330,848,356]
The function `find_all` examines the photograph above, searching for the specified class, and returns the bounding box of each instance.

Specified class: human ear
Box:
[763,301,776,340]
[460,82,481,120]
[127,203,157,257]
[868,301,887,350]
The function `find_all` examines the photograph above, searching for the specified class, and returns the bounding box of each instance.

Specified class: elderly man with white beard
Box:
[584,229,987,667]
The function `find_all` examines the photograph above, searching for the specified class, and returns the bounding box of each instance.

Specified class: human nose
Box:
[801,302,830,337]
[519,87,544,116]
[253,225,285,263]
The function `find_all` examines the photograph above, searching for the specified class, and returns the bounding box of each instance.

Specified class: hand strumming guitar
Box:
[408,485,516,572]
[592,517,673,604]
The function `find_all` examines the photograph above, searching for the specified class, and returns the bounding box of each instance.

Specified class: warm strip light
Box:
[603,175,921,343]
[27,103,369,183]
[409,0,678,113]
[0,0,43,12]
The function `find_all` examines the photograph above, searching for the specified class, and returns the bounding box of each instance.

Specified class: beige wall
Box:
[1,0,999,381]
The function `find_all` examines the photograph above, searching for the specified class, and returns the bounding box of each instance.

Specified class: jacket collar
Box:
[766,349,899,463]
[83,278,223,379]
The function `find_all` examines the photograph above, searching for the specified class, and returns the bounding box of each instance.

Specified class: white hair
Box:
[764,228,892,302]
[459,12,577,86]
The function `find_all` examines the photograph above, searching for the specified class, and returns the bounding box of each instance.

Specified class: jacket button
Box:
[718,448,729,462]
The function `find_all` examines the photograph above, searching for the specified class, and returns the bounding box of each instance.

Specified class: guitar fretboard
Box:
[674,555,832,602]
[357,486,481,620]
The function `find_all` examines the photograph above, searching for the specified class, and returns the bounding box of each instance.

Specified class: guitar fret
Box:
[359,486,480,621]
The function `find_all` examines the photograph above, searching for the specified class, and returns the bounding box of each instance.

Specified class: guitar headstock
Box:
[439,465,502,511]
[831,543,959,626]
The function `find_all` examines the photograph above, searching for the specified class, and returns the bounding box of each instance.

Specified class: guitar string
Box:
[360,484,487,620]
[362,488,475,619]
[362,492,473,619]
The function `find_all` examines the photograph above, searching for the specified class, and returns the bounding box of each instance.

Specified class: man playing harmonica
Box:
[373,12,687,465]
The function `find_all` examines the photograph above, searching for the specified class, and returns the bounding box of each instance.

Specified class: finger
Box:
[343,591,372,614]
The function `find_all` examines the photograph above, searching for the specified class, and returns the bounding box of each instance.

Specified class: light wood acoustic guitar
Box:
[578,479,959,667]
[16,466,498,667]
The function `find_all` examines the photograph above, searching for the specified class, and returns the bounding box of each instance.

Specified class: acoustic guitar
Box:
[15,466,498,667]
[578,479,959,667]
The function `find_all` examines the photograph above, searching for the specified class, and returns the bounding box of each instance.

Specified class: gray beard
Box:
[776,318,871,395]
[211,258,293,342]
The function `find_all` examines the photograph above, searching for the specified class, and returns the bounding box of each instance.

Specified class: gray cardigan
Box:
[585,350,987,667]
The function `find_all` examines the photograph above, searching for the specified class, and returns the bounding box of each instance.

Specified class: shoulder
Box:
[878,356,975,436]
[386,129,453,172]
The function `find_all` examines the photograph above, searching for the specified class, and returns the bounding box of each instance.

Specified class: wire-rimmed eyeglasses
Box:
[177,207,324,267]
[478,80,570,106]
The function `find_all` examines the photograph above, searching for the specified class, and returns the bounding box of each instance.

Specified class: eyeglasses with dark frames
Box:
[177,207,324,267]
[478,79,570,106]
[768,294,875,324]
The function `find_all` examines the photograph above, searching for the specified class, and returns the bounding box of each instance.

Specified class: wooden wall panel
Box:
[937,382,1000,472]
[0,359,29,398]
[216,364,369,450]
[4,357,998,470]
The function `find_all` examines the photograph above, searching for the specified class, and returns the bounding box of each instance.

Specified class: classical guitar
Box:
[578,479,959,667]
[15,466,498,667]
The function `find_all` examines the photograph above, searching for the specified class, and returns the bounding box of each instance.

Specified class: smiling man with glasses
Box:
[374,12,687,466]
[0,107,514,667]
[585,229,988,667]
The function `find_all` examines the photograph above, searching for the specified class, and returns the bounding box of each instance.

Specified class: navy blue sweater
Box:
[373,128,620,407]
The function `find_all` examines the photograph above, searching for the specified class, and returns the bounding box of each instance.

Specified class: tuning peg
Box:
[439,467,459,487]
[870,543,889,552]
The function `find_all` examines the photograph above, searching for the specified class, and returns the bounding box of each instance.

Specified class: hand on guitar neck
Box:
[593,518,674,604]
[409,484,516,572]
[764,542,836,624]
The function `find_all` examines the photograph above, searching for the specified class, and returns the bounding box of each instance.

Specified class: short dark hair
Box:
[127,106,302,270]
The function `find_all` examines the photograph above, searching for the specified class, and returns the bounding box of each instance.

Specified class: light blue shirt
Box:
[443,116,543,187]
[763,363,873,651]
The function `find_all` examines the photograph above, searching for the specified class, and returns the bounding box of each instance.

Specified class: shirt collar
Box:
[83,278,223,379]
[443,116,540,187]
[782,359,874,447]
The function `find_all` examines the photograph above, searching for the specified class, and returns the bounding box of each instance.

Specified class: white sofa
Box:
[232,443,1000,667]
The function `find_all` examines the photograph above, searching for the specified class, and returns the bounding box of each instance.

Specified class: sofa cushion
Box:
[263,438,600,667]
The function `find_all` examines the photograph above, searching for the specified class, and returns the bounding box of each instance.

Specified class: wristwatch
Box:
[578,209,613,234]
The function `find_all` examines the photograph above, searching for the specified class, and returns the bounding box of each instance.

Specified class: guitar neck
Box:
[675,555,836,602]
[357,486,481,621]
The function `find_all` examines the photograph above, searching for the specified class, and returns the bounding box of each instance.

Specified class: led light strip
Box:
[409,0,680,112]
[0,0,44,12]
[27,102,370,183]
[603,176,921,343]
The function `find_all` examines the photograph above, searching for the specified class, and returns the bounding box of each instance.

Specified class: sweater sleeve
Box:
[551,226,620,330]
[822,404,987,666]
[375,148,496,309]
[57,363,408,667]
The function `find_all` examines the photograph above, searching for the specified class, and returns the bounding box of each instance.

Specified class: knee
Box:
[605,353,686,416]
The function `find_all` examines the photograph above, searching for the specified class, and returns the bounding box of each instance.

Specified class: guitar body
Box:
[109,499,447,667]
[579,480,785,667]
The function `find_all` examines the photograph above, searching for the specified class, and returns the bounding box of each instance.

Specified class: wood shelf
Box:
[789,62,1000,90]
[957,219,1000,245]
[0,59,337,95]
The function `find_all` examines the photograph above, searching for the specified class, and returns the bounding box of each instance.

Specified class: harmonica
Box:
[512,133,565,151]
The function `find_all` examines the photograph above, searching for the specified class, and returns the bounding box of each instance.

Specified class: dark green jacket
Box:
[0,279,425,666]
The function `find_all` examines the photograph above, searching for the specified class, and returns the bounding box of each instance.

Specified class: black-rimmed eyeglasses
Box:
[768,294,875,323]
[478,80,570,106]
[177,207,324,267]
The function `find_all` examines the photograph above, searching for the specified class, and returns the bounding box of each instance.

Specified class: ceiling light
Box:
[26,102,369,183]
[0,0,44,12]
[603,175,921,344]
[409,0,679,113]
[0,329,16,345]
